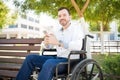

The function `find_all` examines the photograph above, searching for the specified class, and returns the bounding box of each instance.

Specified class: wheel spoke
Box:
[89,64,95,80]
[91,73,99,80]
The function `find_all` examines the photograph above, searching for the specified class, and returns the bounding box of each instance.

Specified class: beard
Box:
[59,19,70,26]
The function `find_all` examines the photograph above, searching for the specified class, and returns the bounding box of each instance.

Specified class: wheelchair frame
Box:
[31,34,103,80]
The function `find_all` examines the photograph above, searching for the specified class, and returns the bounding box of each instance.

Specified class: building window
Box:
[28,17,34,22]
[35,27,39,31]
[110,33,115,40]
[21,24,27,29]
[35,19,39,23]
[9,24,18,28]
[29,26,33,30]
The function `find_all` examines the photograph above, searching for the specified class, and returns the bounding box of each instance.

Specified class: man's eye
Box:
[58,15,61,18]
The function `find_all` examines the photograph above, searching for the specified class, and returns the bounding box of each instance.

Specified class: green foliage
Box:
[13,0,120,31]
[118,25,120,32]
[86,0,119,31]
[117,20,120,33]
[0,0,18,28]
[0,0,9,28]
[6,11,18,25]
[118,34,120,37]
[102,55,120,79]
[89,22,100,31]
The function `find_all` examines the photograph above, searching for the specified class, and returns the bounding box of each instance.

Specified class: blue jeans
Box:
[16,54,68,80]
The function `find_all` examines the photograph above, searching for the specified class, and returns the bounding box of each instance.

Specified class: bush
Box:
[102,54,120,80]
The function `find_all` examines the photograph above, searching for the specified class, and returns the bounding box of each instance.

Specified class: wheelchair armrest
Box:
[68,50,87,59]
[42,48,57,56]
[67,50,87,74]
[55,62,68,77]
[55,50,87,75]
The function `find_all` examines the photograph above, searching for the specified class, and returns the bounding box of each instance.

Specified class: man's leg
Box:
[16,54,55,80]
[38,58,67,80]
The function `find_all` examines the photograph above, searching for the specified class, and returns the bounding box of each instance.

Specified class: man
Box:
[16,7,84,80]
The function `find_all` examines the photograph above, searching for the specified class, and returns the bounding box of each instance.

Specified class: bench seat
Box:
[0,70,18,78]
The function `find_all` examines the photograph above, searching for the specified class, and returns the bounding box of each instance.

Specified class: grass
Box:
[92,53,120,80]
[92,53,106,67]
[92,53,119,67]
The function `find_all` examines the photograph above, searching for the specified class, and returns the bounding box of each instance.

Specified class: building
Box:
[0,14,43,39]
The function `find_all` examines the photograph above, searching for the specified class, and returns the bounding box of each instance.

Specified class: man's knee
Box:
[25,54,37,62]
[43,59,56,68]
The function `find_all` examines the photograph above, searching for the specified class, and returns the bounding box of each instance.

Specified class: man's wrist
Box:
[58,43,61,47]
[58,42,63,47]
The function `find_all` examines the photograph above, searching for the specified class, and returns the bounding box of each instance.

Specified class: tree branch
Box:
[71,0,83,18]
[81,0,90,13]
[71,0,90,18]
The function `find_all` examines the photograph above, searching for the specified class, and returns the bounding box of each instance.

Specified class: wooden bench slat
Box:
[0,38,43,44]
[0,46,41,51]
[0,58,24,64]
[0,52,28,57]
[0,52,39,57]
[0,64,21,70]
[0,70,18,78]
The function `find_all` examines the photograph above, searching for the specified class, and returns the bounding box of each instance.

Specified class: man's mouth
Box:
[60,19,65,22]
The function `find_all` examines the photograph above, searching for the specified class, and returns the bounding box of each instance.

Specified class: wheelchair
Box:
[31,34,103,80]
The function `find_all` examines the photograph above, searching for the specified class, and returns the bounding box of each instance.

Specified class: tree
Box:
[71,0,90,18]
[13,0,120,32]
[87,0,120,32]
[0,0,9,28]
[0,0,17,29]
[13,0,90,18]
[118,26,120,33]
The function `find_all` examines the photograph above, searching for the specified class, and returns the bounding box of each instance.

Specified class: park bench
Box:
[0,38,43,79]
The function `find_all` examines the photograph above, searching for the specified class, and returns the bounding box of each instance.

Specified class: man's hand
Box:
[44,34,59,46]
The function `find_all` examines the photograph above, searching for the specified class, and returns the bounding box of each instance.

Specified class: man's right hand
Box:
[44,34,59,45]
[44,34,49,46]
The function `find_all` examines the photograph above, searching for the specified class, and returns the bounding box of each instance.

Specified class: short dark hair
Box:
[58,7,70,15]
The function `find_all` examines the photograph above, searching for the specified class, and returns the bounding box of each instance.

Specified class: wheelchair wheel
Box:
[70,59,103,80]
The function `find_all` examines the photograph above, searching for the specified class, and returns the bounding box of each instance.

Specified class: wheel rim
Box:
[70,59,103,80]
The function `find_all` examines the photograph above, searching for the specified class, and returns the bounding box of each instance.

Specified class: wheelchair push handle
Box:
[85,34,94,39]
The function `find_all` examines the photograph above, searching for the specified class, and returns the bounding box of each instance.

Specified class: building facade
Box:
[0,14,44,39]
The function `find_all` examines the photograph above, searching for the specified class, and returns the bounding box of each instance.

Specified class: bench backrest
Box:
[0,38,43,78]
[0,38,43,63]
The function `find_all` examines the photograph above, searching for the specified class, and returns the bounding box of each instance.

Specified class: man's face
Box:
[58,9,71,27]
